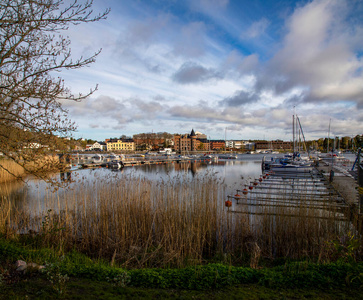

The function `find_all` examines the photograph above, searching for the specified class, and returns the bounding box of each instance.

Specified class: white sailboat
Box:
[318,119,345,161]
[269,112,313,173]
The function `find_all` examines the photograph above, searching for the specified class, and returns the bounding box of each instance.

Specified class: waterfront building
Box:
[174,129,210,152]
[91,141,107,151]
[174,129,197,152]
[210,140,225,150]
[106,138,135,151]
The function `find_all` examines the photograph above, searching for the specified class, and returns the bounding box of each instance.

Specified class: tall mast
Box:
[327,119,331,153]
[292,114,295,153]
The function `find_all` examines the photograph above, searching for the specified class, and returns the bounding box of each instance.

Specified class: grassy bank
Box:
[0,237,362,299]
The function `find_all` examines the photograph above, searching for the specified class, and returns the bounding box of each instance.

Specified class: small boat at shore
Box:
[270,162,313,173]
[318,152,345,160]
[107,160,124,169]
[218,154,237,159]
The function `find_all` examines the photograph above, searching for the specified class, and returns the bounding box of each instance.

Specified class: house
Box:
[92,141,107,151]
[106,139,135,152]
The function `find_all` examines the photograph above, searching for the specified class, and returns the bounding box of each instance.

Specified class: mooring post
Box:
[329,169,334,182]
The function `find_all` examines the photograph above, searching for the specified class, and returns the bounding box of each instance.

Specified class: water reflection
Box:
[0,154,269,216]
[15,152,359,217]
[60,171,72,182]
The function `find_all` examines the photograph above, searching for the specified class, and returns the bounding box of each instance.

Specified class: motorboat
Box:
[107,160,124,169]
[270,161,313,173]
[218,154,238,159]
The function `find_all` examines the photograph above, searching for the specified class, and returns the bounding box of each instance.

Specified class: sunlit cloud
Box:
[60,0,363,141]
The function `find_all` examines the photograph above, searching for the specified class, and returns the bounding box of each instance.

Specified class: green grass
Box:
[1,277,363,299]
[1,237,363,299]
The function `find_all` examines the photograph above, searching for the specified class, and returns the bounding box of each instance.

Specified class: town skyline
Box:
[58,0,363,141]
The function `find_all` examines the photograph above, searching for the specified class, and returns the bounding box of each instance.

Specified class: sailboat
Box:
[269,113,313,173]
[218,127,238,159]
[318,119,345,161]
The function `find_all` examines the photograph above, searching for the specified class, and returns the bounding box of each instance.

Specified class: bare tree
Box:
[0,0,109,180]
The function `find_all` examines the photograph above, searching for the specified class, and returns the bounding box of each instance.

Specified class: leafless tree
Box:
[0,0,109,180]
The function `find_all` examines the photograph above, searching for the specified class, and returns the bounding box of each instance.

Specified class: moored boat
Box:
[218,154,237,159]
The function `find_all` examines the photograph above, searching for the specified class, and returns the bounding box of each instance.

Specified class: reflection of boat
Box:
[204,154,219,162]
[91,154,103,163]
[218,154,237,159]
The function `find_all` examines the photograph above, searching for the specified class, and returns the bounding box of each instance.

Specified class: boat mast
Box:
[296,115,309,156]
[292,113,295,154]
[327,119,331,153]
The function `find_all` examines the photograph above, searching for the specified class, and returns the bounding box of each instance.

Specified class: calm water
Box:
[1,153,357,216]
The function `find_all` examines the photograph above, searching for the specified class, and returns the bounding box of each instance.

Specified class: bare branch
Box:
[0,0,109,182]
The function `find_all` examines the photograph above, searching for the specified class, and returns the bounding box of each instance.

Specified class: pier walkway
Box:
[226,156,362,233]
[316,161,359,208]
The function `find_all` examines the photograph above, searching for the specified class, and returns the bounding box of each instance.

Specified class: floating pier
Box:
[227,155,362,233]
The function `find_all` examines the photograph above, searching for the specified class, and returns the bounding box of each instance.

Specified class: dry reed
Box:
[0,171,359,268]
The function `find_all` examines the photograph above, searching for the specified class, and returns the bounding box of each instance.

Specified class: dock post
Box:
[329,170,334,182]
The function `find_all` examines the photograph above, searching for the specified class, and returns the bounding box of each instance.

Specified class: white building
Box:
[91,142,107,151]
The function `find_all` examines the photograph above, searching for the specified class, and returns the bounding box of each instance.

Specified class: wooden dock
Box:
[227,158,362,233]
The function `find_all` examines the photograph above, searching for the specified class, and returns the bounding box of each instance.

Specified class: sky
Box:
[59,0,363,141]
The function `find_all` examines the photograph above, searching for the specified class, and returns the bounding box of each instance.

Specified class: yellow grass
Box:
[0,171,359,268]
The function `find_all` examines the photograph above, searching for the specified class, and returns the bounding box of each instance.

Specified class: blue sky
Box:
[60,0,363,141]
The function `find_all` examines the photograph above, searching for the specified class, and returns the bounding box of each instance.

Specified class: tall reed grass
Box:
[0,171,360,268]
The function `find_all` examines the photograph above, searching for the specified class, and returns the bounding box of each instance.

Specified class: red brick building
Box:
[174,129,197,152]
[210,140,225,150]
[174,129,211,152]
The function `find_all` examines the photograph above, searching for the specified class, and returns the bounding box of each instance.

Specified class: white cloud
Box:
[59,0,363,140]
[266,0,363,104]
[242,18,270,39]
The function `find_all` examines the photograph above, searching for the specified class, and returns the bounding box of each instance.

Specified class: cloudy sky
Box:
[60,0,363,141]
